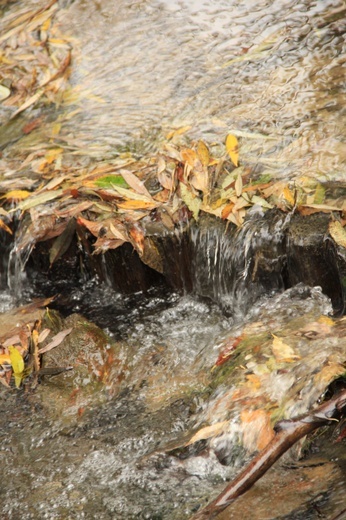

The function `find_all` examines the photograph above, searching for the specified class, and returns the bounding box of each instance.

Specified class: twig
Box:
[190,389,346,520]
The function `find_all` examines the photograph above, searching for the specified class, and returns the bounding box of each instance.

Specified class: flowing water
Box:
[1,0,346,519]
[51,0,346,181]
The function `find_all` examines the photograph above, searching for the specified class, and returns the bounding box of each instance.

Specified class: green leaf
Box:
[94,175,129,189]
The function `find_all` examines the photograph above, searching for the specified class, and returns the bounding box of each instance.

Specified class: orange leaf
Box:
[241,409,275,451]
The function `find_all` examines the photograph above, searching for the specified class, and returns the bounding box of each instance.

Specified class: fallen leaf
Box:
[10,189,64,212]
[49,218,76,266]
[0,84,11,101]
[226,134,239,167]
[38,328,73,354]
[0,219,12,235]
[119,169,153,199]
[8,346,24,388]
[329,220,346,248]
[241,409,275,451]
[235,172,243,197]
[180,183,201,221]
[271,334,300,363]
[197,140,210,168]
[1,190,31,201]
[187,421,229,445]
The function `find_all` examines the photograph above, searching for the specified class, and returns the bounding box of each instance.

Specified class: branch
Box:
[190,389,346,520]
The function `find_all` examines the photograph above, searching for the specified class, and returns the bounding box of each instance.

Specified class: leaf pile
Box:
[0,314,72,389]
[0,0,71,118]
[0,2,345,265]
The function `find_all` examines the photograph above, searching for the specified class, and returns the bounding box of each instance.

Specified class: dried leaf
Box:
[166,125,191,140]
[128,223,145,255]
[0,219,12,235]
[120,170,153,199]
[181,148,198,169]
[49,218,76,266]
[241,409,275,451]
[38,328,73,354]
[0,84,11,101]
[10,189,64,212]
[225,134,239,167]
[282,186,295,206]
[187,421,229,445]
[329,220,346,248]
[250,195,274,209]
[197,140,210,168]
[180,183,202,221]
[235,173,243,197]
[271,334,300,363]
[2,190,31,201]
[10,89,44,119]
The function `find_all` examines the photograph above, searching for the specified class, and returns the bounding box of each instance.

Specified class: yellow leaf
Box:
[8,346,24,388]
[282,186,295,206]
[181,148,198,169]
[329,220,346,249]
[225,134,239,167]
[166,125,191,140]
[271,334,300,363]
[196,140,210,168]
[1,190,31,201]
[187,421,229,445]
[0,84,11,101]
[45,148,63,165]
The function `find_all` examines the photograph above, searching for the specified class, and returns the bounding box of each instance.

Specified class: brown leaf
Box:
[49,218,76,266]
[38,328,73,354]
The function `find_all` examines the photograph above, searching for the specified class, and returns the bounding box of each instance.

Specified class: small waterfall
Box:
[188,210,288,318]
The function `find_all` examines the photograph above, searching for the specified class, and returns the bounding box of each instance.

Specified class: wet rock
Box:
[24,210,346,317]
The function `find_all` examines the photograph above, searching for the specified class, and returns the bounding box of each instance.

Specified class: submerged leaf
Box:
[271,334,300,363]
[187,421,229,445]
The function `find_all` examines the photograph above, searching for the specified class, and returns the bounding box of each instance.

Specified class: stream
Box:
[1,0,346,519]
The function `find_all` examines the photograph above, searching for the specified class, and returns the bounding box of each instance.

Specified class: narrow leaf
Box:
[226,134,239,167]
[49,218,76,266]
[38,328,73,354]
[8,346,24,388]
